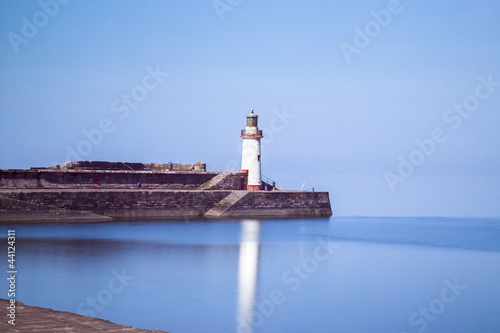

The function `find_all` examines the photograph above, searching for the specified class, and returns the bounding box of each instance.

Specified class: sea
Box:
[2,216,500,333]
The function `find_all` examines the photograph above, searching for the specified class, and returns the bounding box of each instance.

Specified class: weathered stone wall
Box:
[0,190,232,219]
[0,196,112,222]
[0,189,332,221]
[0,170,218,190]
[39,161,206,172]
[225,191,332,217]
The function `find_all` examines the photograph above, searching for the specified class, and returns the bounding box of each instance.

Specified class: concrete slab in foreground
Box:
[0,299,169,333]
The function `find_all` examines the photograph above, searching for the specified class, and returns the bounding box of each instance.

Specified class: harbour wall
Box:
[34,160,206,172]
[223,190,333,218]
[0,169,246,190]
[0,189,332,221]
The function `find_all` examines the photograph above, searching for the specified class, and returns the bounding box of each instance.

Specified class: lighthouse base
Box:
[247,185,261,191]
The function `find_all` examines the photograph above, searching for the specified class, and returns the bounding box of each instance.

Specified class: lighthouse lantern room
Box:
[240,109,263,191]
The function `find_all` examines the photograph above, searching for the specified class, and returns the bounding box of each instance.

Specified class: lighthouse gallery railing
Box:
[241,130,263,136]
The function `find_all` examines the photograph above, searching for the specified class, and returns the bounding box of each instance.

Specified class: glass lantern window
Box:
[247,116,258,127]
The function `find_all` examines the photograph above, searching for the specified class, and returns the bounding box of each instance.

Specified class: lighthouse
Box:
[240,109,263,191]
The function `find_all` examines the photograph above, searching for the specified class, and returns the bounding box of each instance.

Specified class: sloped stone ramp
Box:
[204,191,248,217]
[198,172,231,190]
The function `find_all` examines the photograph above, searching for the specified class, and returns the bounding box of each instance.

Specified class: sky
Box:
[1,0,499,217]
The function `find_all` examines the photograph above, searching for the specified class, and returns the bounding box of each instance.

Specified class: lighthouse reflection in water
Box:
[237,220,260,333]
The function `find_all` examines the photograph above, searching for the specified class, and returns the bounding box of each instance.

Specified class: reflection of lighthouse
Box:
[240,109,263,191]
[237,220,260,333]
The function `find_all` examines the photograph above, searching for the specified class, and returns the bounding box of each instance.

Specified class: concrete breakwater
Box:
[0,161,332,222]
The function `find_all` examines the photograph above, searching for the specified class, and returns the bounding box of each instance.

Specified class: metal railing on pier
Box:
[261,175,279,190]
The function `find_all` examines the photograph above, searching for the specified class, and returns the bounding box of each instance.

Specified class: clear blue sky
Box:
[1,0,499,216]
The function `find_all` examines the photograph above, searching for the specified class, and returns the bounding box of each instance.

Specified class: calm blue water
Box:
[2,217,500,333]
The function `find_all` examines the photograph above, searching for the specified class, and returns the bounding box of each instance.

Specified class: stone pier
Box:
[0,161,332,222]
[0,299,168,333]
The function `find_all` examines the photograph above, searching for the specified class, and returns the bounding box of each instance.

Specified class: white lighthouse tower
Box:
[240,109,262,191]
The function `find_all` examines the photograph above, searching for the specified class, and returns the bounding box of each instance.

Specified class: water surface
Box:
[2,217,500,333]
